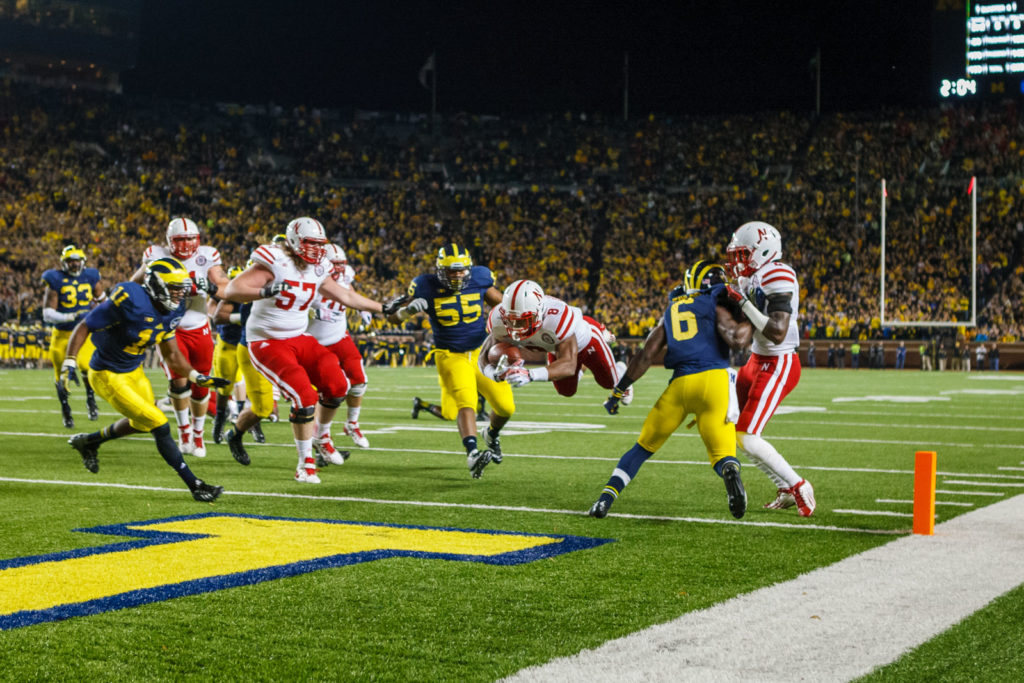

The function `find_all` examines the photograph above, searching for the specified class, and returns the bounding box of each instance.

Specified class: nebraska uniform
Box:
[487,288,620,396]
[735,260,800,435]
[726,221,815,517]
[308,244,370,451]
[245,243,350,408]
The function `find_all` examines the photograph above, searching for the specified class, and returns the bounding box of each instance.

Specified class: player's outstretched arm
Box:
[319,277,383,314]
[158,339,230,389]
[544,336,580,382]
[223,264,275,303]
[604,321,665,414]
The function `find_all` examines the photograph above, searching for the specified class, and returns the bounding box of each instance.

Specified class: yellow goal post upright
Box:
[879,177,977,329]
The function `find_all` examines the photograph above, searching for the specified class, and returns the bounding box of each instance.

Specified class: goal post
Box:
[879,177,977,328]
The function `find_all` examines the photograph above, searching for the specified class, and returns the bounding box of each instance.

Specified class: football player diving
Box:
[591,260,752,519]
[385,243,515,479]
[62,257,229,502]
[40,245,105,428]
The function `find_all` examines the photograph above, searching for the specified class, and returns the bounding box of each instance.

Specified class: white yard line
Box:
[502,493,1024,683]
[5,430,1024,481]
[0,476,902,536]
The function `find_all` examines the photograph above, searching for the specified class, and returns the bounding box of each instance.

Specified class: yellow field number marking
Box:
[0,513,611,630]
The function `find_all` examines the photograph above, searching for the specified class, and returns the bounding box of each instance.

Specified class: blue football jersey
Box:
[662,283,731,377]
[237,302,252,347]
[408,266,494,352]
[86,282,185,373]
[41,267,101,331]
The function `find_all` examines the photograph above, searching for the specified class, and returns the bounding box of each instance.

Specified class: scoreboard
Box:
[934,1,1024,99]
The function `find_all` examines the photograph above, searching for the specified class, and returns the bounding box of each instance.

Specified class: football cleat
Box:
[295,458,321,484]
[86,393,99,421]
[467,448,492,479]
[621,385,634,406]
[249,421,266,444]
[588,496,613,519]
[411,397,423,419]
[68,433,99,473]
[225,428,250,466]
[190,480,224,503]
[764,488,797,510]
[178,426,194,456]
[61,401,74,429]
[721,461,747,519]
[212,410,227,444]
[344,421,370,448]
[191,434,206,458]
[484,429,503,465]
[314,434,348,465]
[791,479,816,518]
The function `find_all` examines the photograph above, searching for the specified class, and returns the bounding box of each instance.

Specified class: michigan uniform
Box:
[590,261,750,520]
[64,258,224,502]
[42,246,103,427]
[398,244,514,479]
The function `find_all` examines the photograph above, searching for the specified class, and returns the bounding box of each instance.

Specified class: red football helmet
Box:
[166,217,201,260]
[285,217,327,265]
[500,279,545,340]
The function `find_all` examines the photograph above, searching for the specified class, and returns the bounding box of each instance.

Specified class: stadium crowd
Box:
[2,82,1023,350]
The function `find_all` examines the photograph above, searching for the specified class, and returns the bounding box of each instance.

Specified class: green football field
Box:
[0,365,1022,681]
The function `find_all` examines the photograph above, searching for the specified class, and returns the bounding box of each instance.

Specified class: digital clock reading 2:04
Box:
[939,78,978,98]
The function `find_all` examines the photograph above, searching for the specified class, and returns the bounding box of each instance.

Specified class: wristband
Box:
[228,312,241,324]
[482,364,496,381]
[740,298,770,332]
[187,369,200,384]
[528,367,549,382]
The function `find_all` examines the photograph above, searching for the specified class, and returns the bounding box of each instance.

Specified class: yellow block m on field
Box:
[0,513,611,630]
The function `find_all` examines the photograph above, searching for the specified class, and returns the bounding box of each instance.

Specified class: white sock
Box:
[615,360,626,381]
[295,439,313,468]
[314,421,331,439]
[347,406,361,424]
[738,433,801,489]
[192,415,206,440]
[174,409,191,440]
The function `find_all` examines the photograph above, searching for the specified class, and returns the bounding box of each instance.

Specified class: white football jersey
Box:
[487,295,590,353]
[245,244,330,342]
[142,244,221,330]
[307,265,355,347]
[747,261,800,356]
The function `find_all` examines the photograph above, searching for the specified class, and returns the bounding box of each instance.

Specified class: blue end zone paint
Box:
[0,512,614,631]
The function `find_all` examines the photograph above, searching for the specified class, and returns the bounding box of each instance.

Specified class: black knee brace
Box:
[318,397,343,410]
[290,405,315,424]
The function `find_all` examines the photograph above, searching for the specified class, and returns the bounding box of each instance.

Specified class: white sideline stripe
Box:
[935,489,1004,497]
[999,466,1024,471]
[0,477,901,536]
[832,509,919,518]
[502,493,1024,683]
[942,479,1024,488]
[876,498,974,507]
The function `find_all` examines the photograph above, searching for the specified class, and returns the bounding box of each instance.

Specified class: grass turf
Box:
[0,365,1021,680]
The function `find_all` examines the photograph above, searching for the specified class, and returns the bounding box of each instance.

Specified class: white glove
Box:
[406,298,428,314]
[360,311,373,326]
[506,366,533,388]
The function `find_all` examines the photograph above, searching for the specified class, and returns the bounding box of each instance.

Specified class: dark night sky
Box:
[121,1,937,116]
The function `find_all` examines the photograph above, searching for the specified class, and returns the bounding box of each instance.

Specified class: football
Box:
[487,342,523,366]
